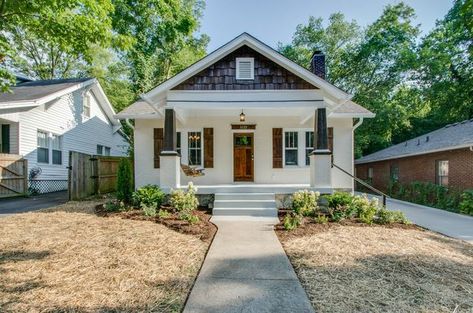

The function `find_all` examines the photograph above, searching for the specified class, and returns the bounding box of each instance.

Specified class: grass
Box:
[0,200,211,312]
[277,223,473,313]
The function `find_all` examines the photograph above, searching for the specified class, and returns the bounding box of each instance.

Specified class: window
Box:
[176,132,181,155]
[436,160,449,186]
[284,131,298,166]
[305,131,314,165]
[51,134,62,165]
[97,145,110,156]
[104,147,111,156]
[368,167,373,183]
[236,57,254,80]
[188,131,202,166]
[83,93,91,117]
[390,164,399,182]
[37,131,49,163]
[1,124,10,153]
[97,145,103,155]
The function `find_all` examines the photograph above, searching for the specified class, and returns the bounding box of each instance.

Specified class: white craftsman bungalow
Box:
[116,33,374,210]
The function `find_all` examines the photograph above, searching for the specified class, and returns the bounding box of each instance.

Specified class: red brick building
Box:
[355,120,473,192]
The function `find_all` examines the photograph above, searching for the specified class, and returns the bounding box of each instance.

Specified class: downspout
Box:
[351,117,364,194]
[125,118,135,130]
[470,146,473,152]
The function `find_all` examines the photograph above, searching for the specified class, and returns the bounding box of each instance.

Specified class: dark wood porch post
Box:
[162,108,177,154]
[313,108,330,152]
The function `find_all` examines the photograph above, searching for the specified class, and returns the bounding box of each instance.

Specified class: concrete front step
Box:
[213,208,277,217]
[214,199,276,209]
[213,192,277,219]
[215,192,275,201]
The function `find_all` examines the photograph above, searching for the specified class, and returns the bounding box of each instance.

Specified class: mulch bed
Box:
[95,205,217,242]
[275,209,421,241]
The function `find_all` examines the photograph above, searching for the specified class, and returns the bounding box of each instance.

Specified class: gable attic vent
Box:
[236,57,254,80]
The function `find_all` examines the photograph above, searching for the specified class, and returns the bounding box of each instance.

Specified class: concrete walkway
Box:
[184,219,315,313]
[0,191,68,217]
[360,193,473,243]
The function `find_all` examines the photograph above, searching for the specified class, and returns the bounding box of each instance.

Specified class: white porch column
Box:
[159,108,180,191]
[310,107,332,188]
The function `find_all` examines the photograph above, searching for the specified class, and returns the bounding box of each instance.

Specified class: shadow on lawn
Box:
[291,252,473,313]
[424,233,473,258]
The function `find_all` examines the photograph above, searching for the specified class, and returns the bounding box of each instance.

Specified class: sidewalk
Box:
[183,219,314,313]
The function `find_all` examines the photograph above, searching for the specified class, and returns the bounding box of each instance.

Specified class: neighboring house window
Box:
[83,93,91,118]
[390,164,399,182]
[1,124,10,153]
[284,131,298,166]
[176,132,181,155]
[97,145,110,156]
[236,57,254,80]
[51,134,63,165]
[188,131,202,166]
[305,131,314,165]
[37,131,49,163]
[368,167,373,183]
[436,160,449,186]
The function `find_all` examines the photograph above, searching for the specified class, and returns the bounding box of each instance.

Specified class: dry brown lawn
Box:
[0,200,210,312]
[278,223,473,313]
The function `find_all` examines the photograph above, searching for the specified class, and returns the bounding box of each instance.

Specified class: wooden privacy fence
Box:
[0,154,28,198]
[68,151,127,200]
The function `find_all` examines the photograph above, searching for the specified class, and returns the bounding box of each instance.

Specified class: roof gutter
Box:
[353,117,364,130]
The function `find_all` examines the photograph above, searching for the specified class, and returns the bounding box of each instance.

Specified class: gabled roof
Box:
[355,119,473,164]
[0,77,122,127]
[141,32,353,103]
[0,78,94,108]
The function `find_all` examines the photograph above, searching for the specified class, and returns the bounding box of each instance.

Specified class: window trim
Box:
[235,57,255,80]
[182,129,204,167]
[390,164,400,182]
[283,130,299,167]
[281,128,314,168]
[97,144,111,156]
[37,130,50,164]
[436,160,449,187]
[51,133,63,165]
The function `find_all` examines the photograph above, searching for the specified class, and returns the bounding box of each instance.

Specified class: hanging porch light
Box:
[239,109,246,122]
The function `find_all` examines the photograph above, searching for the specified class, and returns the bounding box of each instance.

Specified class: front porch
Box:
[180,183,331,194]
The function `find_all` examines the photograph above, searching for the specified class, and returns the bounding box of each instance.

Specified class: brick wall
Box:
[355,148,473,192]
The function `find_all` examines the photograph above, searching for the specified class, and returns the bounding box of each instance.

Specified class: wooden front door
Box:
[233,133,254,182]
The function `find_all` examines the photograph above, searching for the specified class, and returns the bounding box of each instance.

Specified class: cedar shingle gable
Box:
[172,45,317,90]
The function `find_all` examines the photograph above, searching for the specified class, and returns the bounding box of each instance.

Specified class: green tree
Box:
[110,0,209,94]
[1,0,127,85]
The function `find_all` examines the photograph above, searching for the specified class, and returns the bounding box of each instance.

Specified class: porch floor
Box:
[180,183,332,194]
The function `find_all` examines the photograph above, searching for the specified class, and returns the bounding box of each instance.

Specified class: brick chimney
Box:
[310,50,326,79]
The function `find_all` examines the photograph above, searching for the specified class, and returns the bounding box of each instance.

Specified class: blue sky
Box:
[199,0,453,51]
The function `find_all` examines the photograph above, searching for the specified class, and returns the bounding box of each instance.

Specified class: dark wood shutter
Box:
[154,128,163,168]
[328,127,334,152]
[272,128,283,168]
[1,124,10,153]
[204,128,214,168]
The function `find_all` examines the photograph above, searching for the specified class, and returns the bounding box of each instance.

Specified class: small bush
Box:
[283,213,302,230]
[459,190,473,216]
[116,158,133,203]
[292,190,320,216]
[324,192,357,220]
[104,201,121,212]
[325,192,353,209]
[170,182,199,223]
[315,214,329,224]
[142,204,157,217]
[376,208,409,224]
[352,195,379,224]
[132,185,165,208]
[158,209,171,218]
[328,206,349,222]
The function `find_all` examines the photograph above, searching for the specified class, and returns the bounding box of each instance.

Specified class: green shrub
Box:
[170,182,199,223]
[142,204,157,217]
[158,209,171,218]
[376,208,409,224]
[292,190,320,216]
[325,192,353,209]
[459,190,473,216]
[314,214,329,224]
[387,180,463,212]
[327,206,348,222]
[283,213,302,230]
[352,194,379,224]
[116,158,133,203]
[104,201,121,212]
[132,185,165,208]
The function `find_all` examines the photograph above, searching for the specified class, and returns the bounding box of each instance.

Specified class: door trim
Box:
[233,132,254,182]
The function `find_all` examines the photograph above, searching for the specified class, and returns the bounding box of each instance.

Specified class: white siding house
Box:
[0,78,129,183]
